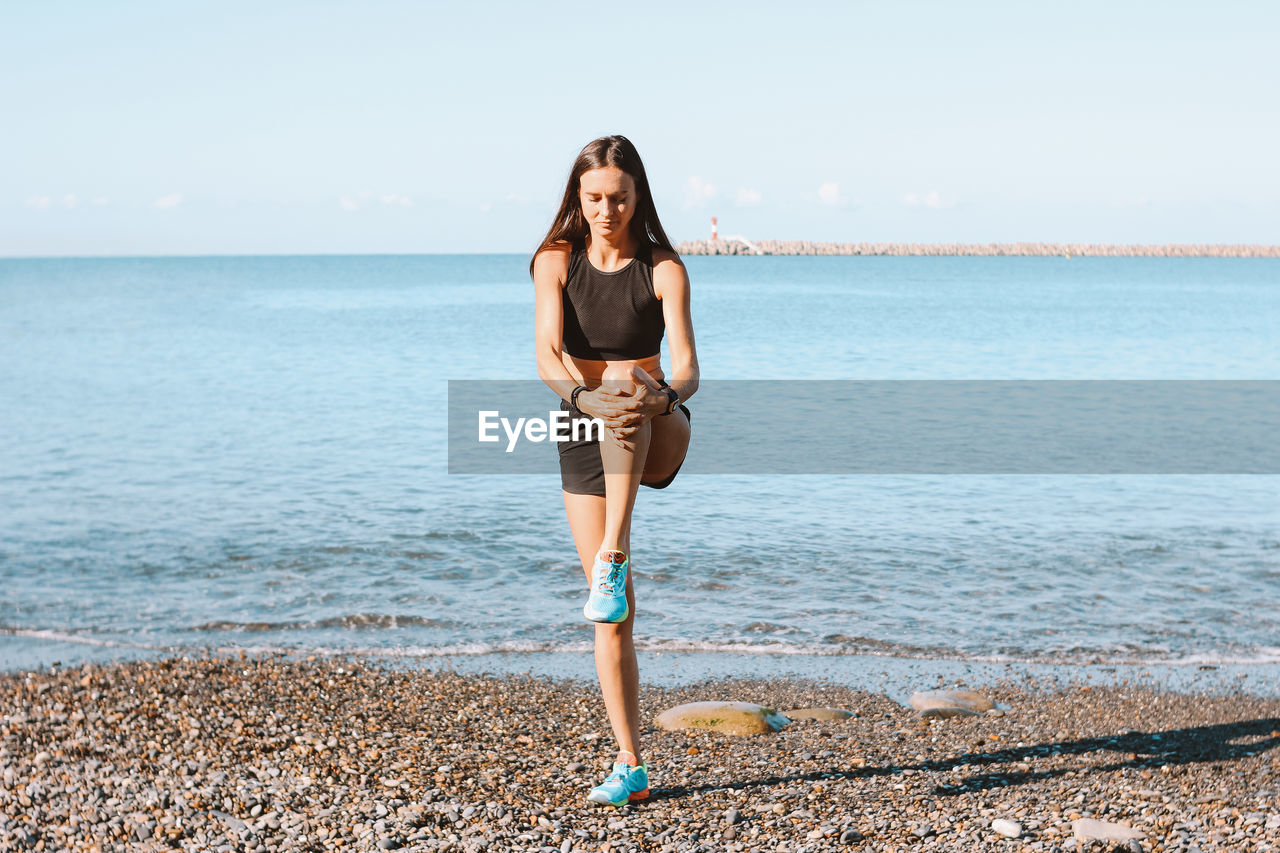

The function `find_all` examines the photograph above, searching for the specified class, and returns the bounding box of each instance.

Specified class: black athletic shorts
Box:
[557,379,691,497]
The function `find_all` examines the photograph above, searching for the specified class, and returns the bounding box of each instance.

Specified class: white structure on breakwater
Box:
[676,239,1280,258]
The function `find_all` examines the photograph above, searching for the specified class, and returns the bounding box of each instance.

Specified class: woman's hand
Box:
[577,381,665,441]
[577,385,640,436]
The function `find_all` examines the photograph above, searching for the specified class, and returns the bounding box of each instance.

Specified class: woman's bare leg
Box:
[564,363,683,768]
[641,405,690,485]
[597,363,652,553]
[564,491,642,764]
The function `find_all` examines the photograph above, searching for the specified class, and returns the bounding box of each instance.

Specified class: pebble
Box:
[992,818,1022,837]
[785,707,855,721]
[1072,818,1145,841]
[908,688,996,716]
[1,654,1276,853]
[656,701,790,735]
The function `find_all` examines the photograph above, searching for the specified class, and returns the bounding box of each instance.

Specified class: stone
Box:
[785,707,855,721]
[725,808,742,825]
[1072,818,1145,841]
[920,706,980,719]
[655,702,789,735]
[908,689,996,715]
[992,818,1022,837]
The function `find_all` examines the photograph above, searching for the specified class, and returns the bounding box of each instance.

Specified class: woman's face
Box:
[578,166,637,240]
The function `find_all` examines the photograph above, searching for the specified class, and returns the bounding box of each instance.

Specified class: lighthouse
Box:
[711,217,718,241]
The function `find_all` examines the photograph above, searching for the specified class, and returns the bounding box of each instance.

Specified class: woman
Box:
[530,135,699,806]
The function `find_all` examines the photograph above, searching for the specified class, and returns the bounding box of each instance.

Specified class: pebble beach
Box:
[3,654,1277,852]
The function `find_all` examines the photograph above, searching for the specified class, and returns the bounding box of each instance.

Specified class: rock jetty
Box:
[677,239,1280,257]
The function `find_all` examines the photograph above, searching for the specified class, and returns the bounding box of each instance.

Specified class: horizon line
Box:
[4,241,1280,262]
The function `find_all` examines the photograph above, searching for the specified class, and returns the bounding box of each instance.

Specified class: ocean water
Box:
[1,255,1277,675]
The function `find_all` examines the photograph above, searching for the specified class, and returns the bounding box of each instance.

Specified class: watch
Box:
[660,386,680,416]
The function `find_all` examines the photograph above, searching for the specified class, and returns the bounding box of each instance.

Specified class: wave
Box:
[0,626,162,650]
[184,613,457,632]
[4,625,1279,668]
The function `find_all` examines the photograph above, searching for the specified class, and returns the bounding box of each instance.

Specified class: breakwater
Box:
[677,239,1280,257]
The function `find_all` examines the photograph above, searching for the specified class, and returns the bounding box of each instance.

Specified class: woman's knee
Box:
[600,362,638,390]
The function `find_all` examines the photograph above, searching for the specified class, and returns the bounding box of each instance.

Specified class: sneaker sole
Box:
[583,603,630,624]
[587,787,649,807]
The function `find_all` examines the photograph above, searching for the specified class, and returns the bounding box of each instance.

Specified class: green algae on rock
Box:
[655,701,790,735]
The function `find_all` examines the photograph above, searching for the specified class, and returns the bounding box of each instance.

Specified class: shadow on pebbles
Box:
[2,654,1278,852]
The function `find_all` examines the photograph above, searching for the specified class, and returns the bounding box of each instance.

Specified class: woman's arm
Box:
[532,244,579,403]
[533,246,638,431]
[653,251,700,407]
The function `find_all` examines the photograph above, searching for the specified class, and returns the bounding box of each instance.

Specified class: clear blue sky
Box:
[3,0,1278,256]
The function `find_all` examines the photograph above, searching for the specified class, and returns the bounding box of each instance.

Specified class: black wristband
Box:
[570,385,588,410]
[659,386,679,416]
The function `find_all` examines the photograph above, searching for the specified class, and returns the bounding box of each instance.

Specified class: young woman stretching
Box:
[530,135,698,806]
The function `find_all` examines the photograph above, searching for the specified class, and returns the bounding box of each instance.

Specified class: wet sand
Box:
[2,654,1277,852]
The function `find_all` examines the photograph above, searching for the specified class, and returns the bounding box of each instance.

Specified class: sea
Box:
[2,254,1277,692]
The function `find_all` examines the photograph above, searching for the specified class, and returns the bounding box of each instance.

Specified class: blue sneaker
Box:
[587,761,650,806]
[583,550,629,623]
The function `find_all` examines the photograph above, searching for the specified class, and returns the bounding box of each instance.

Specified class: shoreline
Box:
[3,653,1277,851]
[6,638,1280,698]
[677,239,1280,257]
[6,637,1280,697]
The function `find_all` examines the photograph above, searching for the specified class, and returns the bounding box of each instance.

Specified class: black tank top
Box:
[561,240,665,360]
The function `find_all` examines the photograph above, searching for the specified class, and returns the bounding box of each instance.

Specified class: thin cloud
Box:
[62,194,79,208]
[735,187,762,207]
[504,192,530,204]
[818,182,848,207]
[902,190,954,209]
[154,193,183,209]
[684,176,717,209]
[91,197,108,206]
[25,196,52,209]
[341,191,412,211]
[1107,194,1150,208]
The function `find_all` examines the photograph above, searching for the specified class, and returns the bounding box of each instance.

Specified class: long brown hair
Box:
[529,135,676,276]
